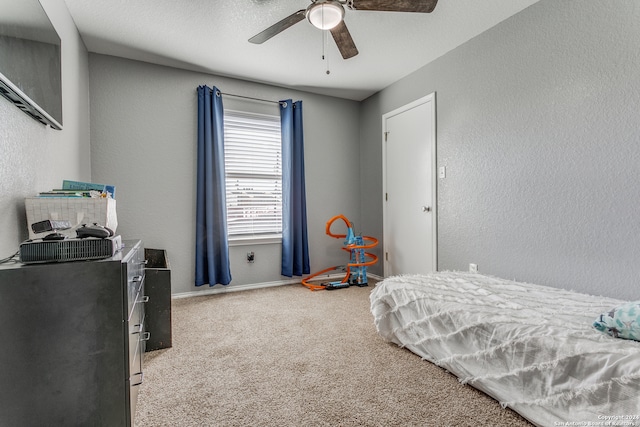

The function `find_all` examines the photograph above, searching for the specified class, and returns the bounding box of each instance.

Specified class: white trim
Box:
[381,93,438,277]
[173,278,299,299]
[172,273,385,299]
[228,236,282,246]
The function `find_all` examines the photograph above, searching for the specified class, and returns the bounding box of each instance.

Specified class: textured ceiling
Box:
[63,0,541,101]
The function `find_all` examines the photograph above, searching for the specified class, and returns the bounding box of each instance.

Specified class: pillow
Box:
[593,301,640,341]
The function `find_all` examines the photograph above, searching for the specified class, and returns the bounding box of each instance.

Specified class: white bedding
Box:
[370,272,640,427]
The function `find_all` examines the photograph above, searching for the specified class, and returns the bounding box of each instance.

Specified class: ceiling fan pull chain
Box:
[323,29,330,74]
[322,23,325,60]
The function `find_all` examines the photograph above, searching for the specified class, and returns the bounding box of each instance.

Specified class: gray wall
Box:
[0,0,90,257]
[88,54,361,295]
[4,0,638,302]
[360,0,640,301]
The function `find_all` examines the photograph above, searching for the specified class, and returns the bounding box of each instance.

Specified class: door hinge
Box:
[384,131,389,142]
[385,193,388,201]
[385,252,389,261]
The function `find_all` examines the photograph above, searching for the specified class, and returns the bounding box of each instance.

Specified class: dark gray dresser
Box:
[0,239,147,426]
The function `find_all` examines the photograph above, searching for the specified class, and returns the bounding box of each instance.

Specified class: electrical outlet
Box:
[469,263,478,273]
[247,252,255,263]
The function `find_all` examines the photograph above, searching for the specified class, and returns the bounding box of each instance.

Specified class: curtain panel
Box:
[280,100,310,277]
[195,85,232,286]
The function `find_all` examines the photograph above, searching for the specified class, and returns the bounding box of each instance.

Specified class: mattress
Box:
[370,272,640,427]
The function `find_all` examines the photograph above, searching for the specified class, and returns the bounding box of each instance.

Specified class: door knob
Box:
[422,206,431,212]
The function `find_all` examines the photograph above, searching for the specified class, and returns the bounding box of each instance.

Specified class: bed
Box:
[370,271,640,427]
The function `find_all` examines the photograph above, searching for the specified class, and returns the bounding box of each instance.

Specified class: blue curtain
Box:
[280,100,310,277]
[195,85,231,286]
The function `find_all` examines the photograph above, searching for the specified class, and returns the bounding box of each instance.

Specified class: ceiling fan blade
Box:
[248,9,306,44]
[347,0,437,13]
[330,21,359,59]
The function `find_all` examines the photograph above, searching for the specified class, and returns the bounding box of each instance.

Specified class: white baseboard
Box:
[172,272,384,300]
[172,279,298,299]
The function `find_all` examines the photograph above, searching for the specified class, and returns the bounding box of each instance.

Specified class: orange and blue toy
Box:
[302,214,378,291]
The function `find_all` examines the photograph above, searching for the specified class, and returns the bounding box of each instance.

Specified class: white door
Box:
[383,94,437,277]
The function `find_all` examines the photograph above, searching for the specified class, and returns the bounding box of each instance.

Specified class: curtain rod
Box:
[220,92,286,106]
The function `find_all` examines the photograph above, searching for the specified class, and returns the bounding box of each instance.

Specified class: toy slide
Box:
[302,214,378,291]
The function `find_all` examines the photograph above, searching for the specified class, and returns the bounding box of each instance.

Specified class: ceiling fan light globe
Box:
[307,2,344,30]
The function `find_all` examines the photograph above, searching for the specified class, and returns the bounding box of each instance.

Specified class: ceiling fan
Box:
[248,0,438,60]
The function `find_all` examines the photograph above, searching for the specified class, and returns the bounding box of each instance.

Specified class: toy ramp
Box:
[302,214,378,291]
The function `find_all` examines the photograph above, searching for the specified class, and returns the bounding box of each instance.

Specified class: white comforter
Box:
[370,272,640,427]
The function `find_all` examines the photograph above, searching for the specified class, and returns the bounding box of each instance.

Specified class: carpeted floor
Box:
[135,283,532,426]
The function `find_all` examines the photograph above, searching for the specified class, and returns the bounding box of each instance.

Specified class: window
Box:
[223,110,282,242]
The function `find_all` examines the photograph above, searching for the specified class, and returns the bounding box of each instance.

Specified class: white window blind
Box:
[224,110,282,239]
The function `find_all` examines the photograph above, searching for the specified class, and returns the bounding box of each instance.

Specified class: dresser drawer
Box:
[127,242,145,278]
[127,278,144,321]
[128,348,143,427]
[129,323,144,379]
[126,245,145,321]
[128,302,147,371]
[128,311,146,425]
